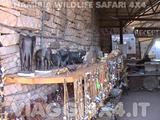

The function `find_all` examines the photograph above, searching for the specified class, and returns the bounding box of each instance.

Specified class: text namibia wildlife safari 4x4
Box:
[96,1,146,9]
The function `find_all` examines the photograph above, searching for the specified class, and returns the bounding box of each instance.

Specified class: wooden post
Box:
[120,21,123,44]
[74,80,78,120]
[84,74,88,118]
[79,78,84,120]
[63,79,69,120]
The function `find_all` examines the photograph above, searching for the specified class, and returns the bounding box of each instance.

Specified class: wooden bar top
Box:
[5,63,105,84]
[5,75,75,84]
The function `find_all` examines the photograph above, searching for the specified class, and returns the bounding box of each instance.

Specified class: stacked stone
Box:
[0,0,100,116]
[0,0,99,73]
[0,1,60,115]
[63,6,100,50]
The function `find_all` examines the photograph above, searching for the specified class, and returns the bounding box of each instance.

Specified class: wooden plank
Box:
[63,79,69,120]
[78,78,84,120]
[5,75,75,84]
[5,63,105,84]
[84,74,88,117]
[79,79,85,118]
[74,80,78,120]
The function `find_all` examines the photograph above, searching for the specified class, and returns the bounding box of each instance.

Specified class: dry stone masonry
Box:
[0,0,100,115]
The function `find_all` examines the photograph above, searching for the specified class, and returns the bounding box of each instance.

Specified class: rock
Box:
[52,22,58,29]
[0,6,20,16]
[0,52,19,60]
[17,15,41,30]
[0,9,17,27]
[50,41,60,49]
[67,10,75,21]
[0,45,19,56]
[0,25,15,34]
[3,61,18,71]
[44,16,57,28]
[44,1,54,14]
[0,34,19,46]
[54,17,62,25]
[5,67,20,74]
[55,10,63,18]
[18,0,32,3]
[44,11,51,21]
[0,53,19,65]
[19,7,42,19]
[65,28,76,36]
[0,0,13,8]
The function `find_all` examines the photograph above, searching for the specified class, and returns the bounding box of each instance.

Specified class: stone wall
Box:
[99,28,120,53]
[99,28,112,53]
[0,0,99,74]
[0,0,100,115]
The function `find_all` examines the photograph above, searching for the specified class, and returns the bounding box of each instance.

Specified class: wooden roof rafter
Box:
[96,0,160,28]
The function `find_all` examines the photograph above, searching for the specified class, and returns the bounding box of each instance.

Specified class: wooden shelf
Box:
[5,75,75,84]
[5,63,105,85]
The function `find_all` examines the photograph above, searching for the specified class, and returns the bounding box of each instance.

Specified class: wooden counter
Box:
[4,63,107,120]
[5,63,105,84]
[5,75,75,84]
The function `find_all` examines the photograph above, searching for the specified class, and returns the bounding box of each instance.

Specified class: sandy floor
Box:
[98,90,160,120]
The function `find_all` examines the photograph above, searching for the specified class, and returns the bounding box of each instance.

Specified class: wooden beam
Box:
[99,20,127,28]
[100,26,121,28]
[120,21,123,44]
[126,0,160,26]
[100,18,160,21]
